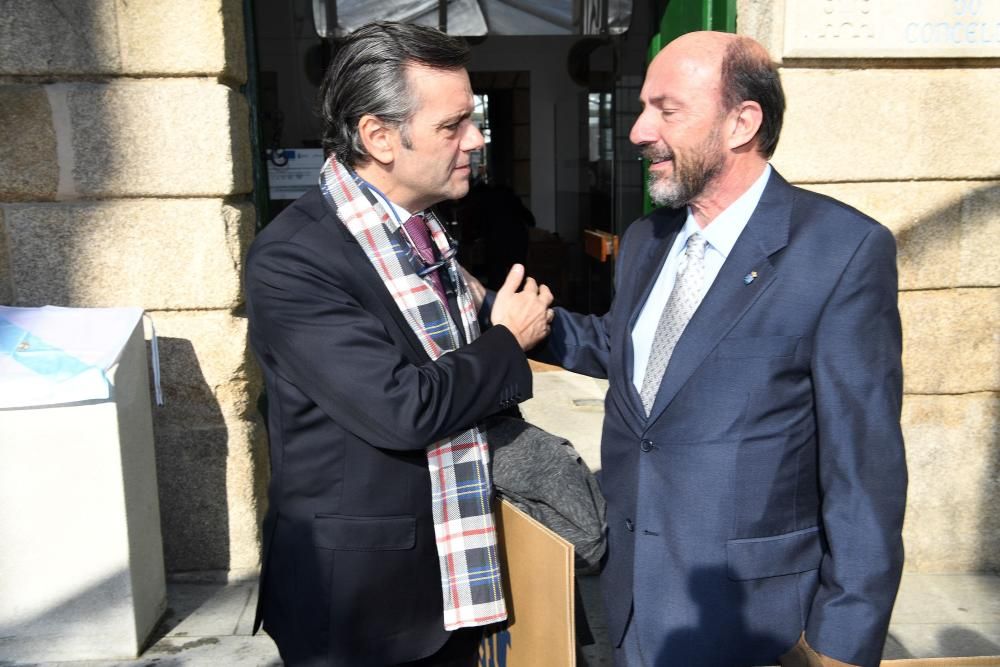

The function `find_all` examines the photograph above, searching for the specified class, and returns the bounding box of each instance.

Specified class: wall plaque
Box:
[783,0,1000,58]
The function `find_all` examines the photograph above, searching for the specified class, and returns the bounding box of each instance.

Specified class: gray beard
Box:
[648,151,723,208]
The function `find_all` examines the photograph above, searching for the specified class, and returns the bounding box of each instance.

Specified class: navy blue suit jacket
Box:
[245,187,532,665]
[540,170,906,666]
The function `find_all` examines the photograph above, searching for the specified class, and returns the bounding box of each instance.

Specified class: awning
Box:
[312,0,632,37]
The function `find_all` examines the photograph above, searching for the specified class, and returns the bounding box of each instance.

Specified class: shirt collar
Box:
[680,164,772,259]
[366,187,413,227]
[350,168,414,226]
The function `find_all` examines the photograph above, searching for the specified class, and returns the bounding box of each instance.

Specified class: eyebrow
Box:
[435,109,472,130]
[641,94,683,108]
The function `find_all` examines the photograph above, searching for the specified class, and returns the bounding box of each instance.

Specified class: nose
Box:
[461,121,485,152]
[629,108,656,146]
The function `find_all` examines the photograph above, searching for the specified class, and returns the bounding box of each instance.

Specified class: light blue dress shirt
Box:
[631,165,773,392]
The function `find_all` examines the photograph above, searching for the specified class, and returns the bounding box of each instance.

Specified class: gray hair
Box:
[720,36,785,159]
[318,22,471,167]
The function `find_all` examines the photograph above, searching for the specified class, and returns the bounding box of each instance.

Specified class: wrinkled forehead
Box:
[405,63,472,100]
[640,46,723,107]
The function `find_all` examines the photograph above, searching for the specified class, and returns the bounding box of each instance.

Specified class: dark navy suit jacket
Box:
[244,187,532,665]
[540,170,906,667]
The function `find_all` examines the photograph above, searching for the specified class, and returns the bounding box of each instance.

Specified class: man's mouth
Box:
[642,148,673,166]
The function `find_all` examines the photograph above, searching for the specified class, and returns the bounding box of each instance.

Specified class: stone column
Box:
[0,0,267,577]
[739,0,1000,571]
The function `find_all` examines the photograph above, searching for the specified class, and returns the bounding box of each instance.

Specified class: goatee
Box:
[643,133,724,208]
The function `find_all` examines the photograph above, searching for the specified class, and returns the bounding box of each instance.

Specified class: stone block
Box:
[0,0,245,80]
[804,181,1000,291]
[0,1,121,75]
[64,81,251,197]
[0,86,58,201]
[154,419,266,574]
[117,0,246,80]
[737,0,785,59]
[773,69,1000,182]
[4,199,254,310]
[960,184,1000,288]
[142,309,266,573]
[154,423,232,572]
[226,420,270,574]
[145,310,262,428]
[901,393,1000,572]
[900,289,999,394]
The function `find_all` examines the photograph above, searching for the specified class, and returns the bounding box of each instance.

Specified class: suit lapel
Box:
[646,171,794,423]
[612,208,685,424]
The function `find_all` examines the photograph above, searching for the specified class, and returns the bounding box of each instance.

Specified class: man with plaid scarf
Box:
[245,22,554,667]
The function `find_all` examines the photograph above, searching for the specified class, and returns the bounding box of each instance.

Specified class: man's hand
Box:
[491,264,554,351]
[779,634,858,667]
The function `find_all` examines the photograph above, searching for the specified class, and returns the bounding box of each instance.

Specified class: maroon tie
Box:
[402,214,447,304]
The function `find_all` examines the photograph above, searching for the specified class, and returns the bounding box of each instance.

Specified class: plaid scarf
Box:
[319,156,507,630]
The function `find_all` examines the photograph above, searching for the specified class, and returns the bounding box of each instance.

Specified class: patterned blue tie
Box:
[639,232,708,415]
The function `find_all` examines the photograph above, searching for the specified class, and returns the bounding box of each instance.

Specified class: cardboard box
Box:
[480,499,576,667]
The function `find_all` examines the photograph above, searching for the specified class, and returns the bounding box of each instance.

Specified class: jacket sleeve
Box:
[533,306,613,379]
[805,223,907,667]
[520,222,648,378]
[478,284,614,380]
[245,238,532,451]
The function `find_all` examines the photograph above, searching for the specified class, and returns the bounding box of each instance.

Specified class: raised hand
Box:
[490,264,554,351]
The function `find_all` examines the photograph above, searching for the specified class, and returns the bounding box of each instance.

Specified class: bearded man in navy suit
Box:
[538,31,907,667]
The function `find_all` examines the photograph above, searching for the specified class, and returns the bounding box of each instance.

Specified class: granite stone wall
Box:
[0,0,266,578]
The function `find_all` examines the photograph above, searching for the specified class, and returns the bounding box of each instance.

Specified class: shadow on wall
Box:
[889,181,1000,574]
[149,336,230,573]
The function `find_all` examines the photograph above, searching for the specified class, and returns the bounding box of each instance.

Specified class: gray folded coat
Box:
[486,417,607,572]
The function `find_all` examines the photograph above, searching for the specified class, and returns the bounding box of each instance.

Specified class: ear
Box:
[727,101,763,152]
[357,114,396,165]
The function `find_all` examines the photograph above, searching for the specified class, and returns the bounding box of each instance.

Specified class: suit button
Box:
[640,439,653,452]
[625,519,634,532]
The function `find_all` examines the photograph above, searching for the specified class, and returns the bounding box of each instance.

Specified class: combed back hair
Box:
[318,22,470,166]
[720,37,785,159]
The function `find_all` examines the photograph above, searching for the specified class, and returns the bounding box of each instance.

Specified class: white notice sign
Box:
[784,0,1000,58]
[266,148,325,200]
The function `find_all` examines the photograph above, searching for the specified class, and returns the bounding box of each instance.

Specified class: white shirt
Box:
[631,165,772,392]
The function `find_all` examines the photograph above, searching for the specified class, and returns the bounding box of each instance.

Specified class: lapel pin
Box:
[743,271,758,285]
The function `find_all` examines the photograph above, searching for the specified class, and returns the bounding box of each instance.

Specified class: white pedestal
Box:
[0,321,166,661]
